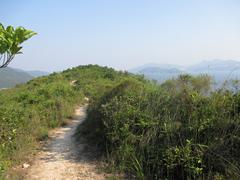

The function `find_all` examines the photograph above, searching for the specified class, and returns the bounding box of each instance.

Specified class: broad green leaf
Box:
[0,23,36,67]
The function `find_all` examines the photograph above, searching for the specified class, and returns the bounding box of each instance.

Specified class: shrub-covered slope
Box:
[1,65,240,179]
[0,65,135,177]
[81,74,240,179]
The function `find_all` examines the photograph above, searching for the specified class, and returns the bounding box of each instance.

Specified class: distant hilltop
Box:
[187,59,240,72]
[129,59,240,83]
[1,59,240,89]
[0,67,49,88]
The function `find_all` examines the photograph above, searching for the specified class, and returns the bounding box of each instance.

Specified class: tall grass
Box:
[0,65,131,178]
[2,65,240,179]
[82,74,240,179]
[0,78,82,177]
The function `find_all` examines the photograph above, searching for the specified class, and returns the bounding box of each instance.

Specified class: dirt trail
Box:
[25,106,106,180]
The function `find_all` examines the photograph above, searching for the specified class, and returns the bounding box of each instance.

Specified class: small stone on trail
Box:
[22,163,30,169]
[84,97,89,102]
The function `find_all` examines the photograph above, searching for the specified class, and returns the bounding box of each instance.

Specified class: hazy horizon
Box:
[2,0,240,72]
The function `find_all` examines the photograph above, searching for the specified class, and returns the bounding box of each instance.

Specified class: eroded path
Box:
[25,106,106,180]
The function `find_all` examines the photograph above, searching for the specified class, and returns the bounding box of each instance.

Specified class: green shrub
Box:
[82,74,240,179]
[0,65,131,177]
[2,65,240,179]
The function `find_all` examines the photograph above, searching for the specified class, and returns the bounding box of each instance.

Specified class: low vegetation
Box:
[1,65,240,179]
[81,72,240,179]
[0,65,131,178]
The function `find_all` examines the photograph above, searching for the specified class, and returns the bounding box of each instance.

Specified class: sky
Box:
[1,0,240,72]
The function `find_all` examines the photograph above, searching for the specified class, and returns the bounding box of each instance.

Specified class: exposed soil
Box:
[24,106,107,180]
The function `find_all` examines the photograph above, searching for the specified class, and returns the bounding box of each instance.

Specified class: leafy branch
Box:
[0,23,36,68]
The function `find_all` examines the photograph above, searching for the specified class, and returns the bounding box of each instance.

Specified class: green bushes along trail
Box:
[1,65,240,179]
[0,65,131,177]
[80,72,240,179]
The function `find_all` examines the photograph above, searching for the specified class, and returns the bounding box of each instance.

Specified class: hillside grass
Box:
[0,65,134,178]
[1,65,240,179]
[80,73,240,179]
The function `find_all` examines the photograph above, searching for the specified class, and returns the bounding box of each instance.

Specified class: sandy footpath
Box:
[24,106,106,180]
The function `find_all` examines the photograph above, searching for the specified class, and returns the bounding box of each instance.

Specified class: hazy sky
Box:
[1,0,240,72]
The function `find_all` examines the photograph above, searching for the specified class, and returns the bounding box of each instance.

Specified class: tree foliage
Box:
[0,23,36,68]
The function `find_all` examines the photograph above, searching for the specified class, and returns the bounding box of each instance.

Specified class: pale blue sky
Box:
[1,0,240,72]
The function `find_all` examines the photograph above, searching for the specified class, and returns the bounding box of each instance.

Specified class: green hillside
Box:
[0,65,137,177]
[1,65,240,179]
[0,68,33,88]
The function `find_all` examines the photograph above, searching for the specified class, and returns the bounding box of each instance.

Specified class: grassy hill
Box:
[1,65,240,179]
[0,65,137,178]
[0,67,33,88]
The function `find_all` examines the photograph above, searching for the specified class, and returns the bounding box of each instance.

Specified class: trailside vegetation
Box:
[1,65,240,179]
[0,65,133,177]
[80,72,240,179]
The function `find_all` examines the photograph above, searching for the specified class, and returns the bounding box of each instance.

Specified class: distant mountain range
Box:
[1,60,240,89]
[27,70,49,77]
[0,67,49,88]
[130,63,183,73]
[129,59,240,83]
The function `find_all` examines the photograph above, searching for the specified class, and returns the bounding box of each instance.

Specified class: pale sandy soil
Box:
[24,106,107,180]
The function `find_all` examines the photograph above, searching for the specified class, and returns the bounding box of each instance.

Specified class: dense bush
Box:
[0,65,132,177]
[83,74,240,179]
[2,65,240,179]
[0,78,80,176]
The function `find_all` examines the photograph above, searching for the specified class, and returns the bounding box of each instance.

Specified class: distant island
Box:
[130,59,240,84]
[2,59,240,89]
